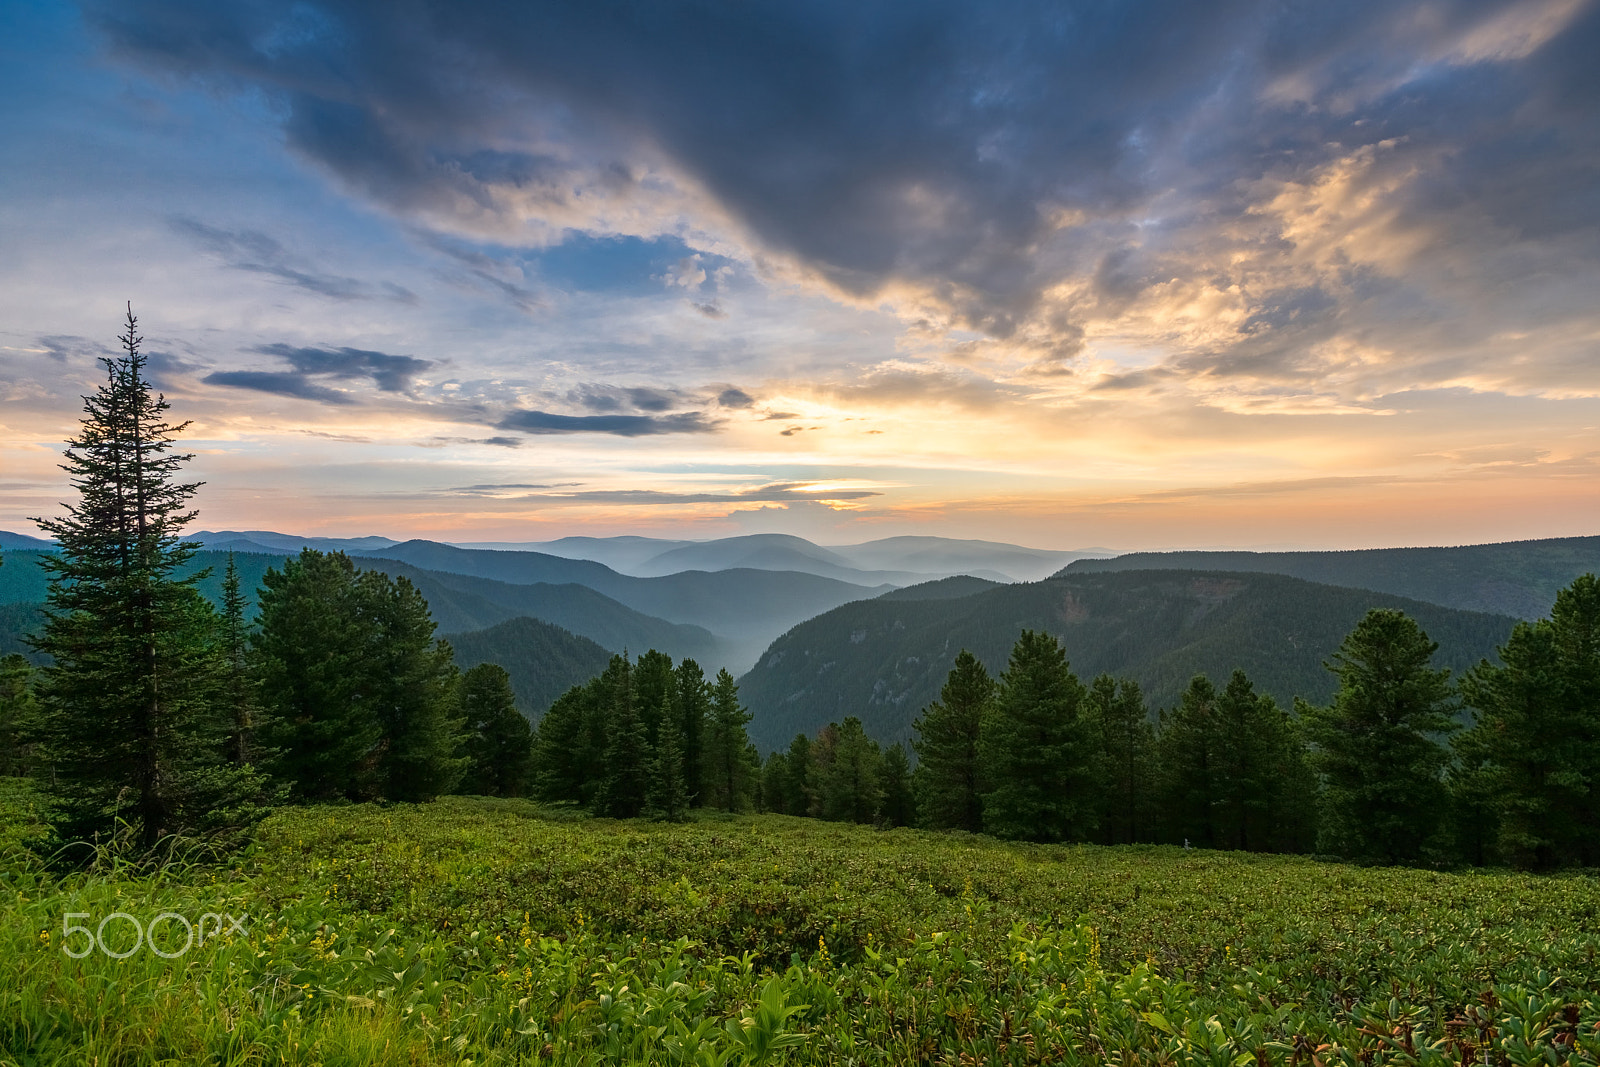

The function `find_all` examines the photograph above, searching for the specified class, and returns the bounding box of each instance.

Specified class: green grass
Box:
[4,784,1600,1064]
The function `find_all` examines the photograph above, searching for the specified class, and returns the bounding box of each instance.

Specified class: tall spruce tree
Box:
[1302,608,1458,865]
[912,649,992,832]
[1156,675,1221,847]
[361,570,465,801]
[780,732,813,815]
[458,662,532,797]
[674,658,710,806]
[256,550,383,800]
[979,630,1094,842]
[703,668,755,811]
[596,654,650,818]
[1085,673,1155,845]
[816,716,882,823]
[878,742,916,828]
[531,682,600,805]
[1458,574,1600,868]
[217,554,265,768]
[31,307,266,848]
[644,711,690,822]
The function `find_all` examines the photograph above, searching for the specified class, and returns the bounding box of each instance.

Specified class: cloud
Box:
[169,216,418,303]
[497,409,718,436]
[86,0,1600,404]
[203,369,356,404]
[203,342,435,404]
[717,387,755,408]
[252,343,433,392]
[437,481,882,505]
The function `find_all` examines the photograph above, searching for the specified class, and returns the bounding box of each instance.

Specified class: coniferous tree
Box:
[674,658,710,806]
[1302,608,1458,865]
[1209,669,1291,852]
[30,307,266,848]
[1084,673,1155,845]
[703,668,754,811]
[531,682,598,805]
[1458,574,1600,868]
[217,554,266,768]
[458,663,532,797]
[362,570,465,801]
[0,653,40,778]
[596,654,650,818]
[759,750,790,813]
[817,716,882,823]
[645,710,690,821]
[912,649,992,832]
[1156,675,1221,847]
[781,733,813,815]
[979,630,1094,842]
[256,550,383,800]
[634,649,675,749]
[878,742,916,828]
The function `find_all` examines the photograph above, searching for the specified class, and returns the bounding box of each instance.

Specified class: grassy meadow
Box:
[3,783,1600,1065]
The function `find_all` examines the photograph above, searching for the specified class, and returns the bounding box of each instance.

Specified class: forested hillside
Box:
[0,548,722,668]
[740,569,1516,750]
[444,616,613,718]
[1064,536,1600,619]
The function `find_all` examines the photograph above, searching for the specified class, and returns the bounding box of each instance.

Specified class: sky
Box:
[1,0,1598,551]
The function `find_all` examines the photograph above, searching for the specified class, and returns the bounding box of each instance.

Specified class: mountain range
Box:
[737,569,1521,752]
[1062,536,1600,620]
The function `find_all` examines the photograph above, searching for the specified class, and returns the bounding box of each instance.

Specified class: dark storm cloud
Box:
[169,216,418,303]
[497,409,716,436]
[204,342,434,403]
[91,0,1600,384]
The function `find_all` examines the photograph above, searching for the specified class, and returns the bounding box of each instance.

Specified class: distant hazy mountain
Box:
[0,530,52,551]
[444,616,614,719]
[738,570,1517,752]
[828,536,1098,582]
[457,531,1096,584]
[185,530,401,553]
[1063,536,1600,620]
[469,535,695,573]
[356,540,891,671]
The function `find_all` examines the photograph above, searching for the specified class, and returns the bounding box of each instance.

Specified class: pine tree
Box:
[645,717,690,821]
[979,630,1094,842]
[1302,608,1458,865]
[781,733,813,815]
[531,682,598,805]
[878,742,916,828]
[256,550,383,800]
[1156,675,1221,847]
[361,570,465,801]
[1209,670,1289,852]
[1084,673,1154,845]
[30,307,266,849]
[817,717,882,823]
[458,662,532,797]
[596,654,650,818]
[703,668,754,811]
[674,658,710,806]
[1458,574,1600,868]
[759,750,790,813]
[0,653,40,778]
[912,649,992,832]
[217,554,266,767]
